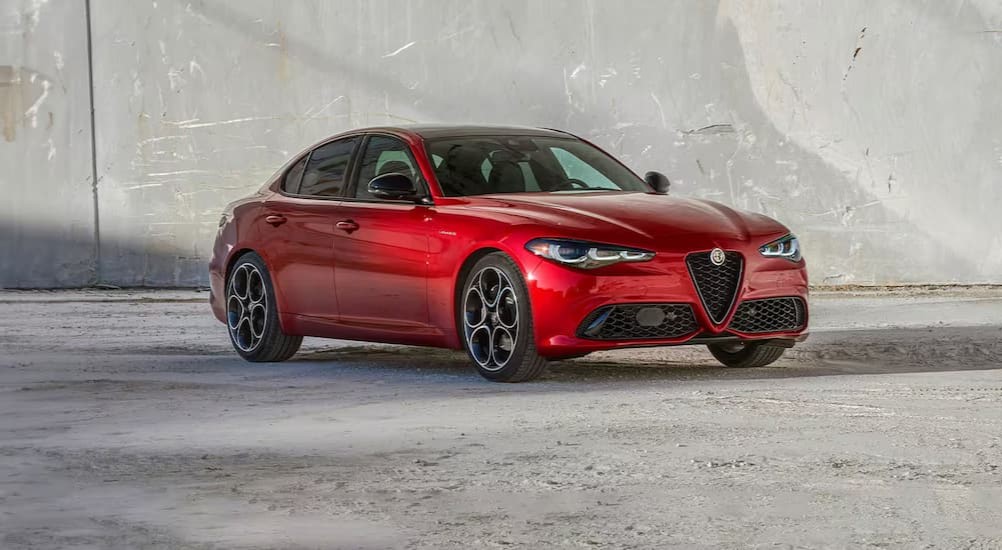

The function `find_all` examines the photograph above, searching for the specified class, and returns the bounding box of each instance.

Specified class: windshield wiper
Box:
[554,185,616,192]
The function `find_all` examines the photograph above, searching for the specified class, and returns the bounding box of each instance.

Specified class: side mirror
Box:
[645,171,671,195]
[368,173,419,201]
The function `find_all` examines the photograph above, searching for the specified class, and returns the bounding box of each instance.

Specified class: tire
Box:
[225,252,302,362]
[707,341,786,368]
[459,252,547,382]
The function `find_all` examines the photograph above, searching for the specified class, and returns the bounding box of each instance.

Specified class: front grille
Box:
[686,251,743,324]
[728,297,806,333]
[578,304,698,340]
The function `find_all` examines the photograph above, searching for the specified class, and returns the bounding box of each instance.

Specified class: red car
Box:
[210,125,808,382]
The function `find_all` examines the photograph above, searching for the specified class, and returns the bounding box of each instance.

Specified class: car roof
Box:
[362,124,574,140]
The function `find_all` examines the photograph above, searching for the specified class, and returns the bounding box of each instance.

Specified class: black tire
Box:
[459,252,547,382]
[708,342,786,368]
[225,252,302,362]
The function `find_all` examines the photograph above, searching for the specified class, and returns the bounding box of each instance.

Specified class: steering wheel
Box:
[551,178,591,191]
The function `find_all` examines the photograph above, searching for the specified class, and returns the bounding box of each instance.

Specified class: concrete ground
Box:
[1,288,1001,549]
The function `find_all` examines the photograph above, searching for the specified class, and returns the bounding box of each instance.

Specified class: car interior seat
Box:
[440,145,489,195]
[488,161,526,193]
[377,160,414,180]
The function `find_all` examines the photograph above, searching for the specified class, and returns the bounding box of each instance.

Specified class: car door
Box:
[332,134,433,332]
[258,136,360,320]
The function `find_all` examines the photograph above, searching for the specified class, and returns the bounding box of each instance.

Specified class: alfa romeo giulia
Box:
[210,125,808,382]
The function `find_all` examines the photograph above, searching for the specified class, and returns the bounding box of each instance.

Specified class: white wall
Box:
[1,0,96,286]
[3,0,1001,286]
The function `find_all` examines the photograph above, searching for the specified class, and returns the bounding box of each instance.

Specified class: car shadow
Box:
[287,325,1002,387]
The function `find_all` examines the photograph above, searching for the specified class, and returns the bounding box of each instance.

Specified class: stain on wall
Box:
[0,0,96,287]
[2,0,1000,287]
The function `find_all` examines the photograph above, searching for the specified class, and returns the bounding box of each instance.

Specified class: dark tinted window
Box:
[282,156,307,193]
[299,137,359,197]
[353,136,421,199]
[425,136,647,196]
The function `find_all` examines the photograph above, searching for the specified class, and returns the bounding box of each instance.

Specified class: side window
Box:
[480,159,492,182]
[353,136,421,199]
[300,137,359,197]
[282,156,307,194]
[519,162,541,191]
[550,147,618,189]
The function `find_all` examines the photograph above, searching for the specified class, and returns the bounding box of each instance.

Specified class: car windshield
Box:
[425,135,650,196]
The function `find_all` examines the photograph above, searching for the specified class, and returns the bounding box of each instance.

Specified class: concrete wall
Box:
[1,0,96,287]
[3,0,1001,287]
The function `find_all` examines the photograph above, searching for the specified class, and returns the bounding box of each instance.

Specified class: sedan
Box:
[210,125,808,382]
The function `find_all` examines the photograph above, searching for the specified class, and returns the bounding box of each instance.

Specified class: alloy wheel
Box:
[227,263,268,352]
[463,266,519,372]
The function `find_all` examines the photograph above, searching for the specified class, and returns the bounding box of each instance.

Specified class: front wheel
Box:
[225,252,302,362]
[460,253,547,382]
[708,341,786,368]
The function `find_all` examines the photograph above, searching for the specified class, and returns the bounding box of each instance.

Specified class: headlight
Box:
[759,234,801,262]
[525,238,655,269]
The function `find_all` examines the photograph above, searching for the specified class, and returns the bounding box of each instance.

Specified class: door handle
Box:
[265,214,287,226]
[335,219,359,233]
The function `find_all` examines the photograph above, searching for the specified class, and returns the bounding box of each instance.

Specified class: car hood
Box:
[462,192,789,251]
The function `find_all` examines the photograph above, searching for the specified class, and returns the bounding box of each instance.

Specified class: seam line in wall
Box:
[85,0,101,284]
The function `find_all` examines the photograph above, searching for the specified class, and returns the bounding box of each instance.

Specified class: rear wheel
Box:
[460,253,547,382]
[708,341,786,368]
[226,252,302,362]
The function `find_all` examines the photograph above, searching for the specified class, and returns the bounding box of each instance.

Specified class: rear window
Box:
[282,156,307,193]
[299,137,360,197]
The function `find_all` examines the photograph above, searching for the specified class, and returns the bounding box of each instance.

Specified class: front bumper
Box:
[524,250,809,357]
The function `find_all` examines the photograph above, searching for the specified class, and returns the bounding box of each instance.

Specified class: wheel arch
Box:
[224,247,256,282]
[450,245,549,381]
[453,247,504,326]
[223,247,293,334]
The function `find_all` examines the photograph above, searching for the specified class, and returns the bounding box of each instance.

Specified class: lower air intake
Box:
[578,304,698,340]
[728,297,806,333]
